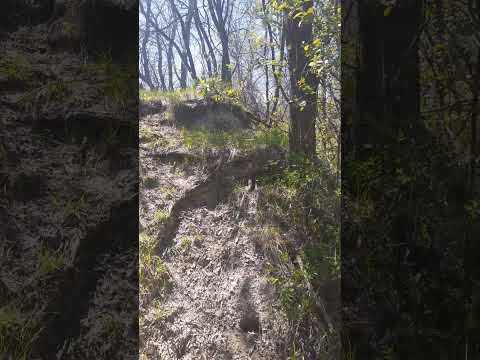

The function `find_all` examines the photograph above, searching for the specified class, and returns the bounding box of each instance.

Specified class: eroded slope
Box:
[139,99,299,359]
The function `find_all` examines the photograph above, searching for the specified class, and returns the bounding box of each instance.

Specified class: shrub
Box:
[195,76,239,103]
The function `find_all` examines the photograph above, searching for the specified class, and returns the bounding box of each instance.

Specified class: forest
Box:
[139,0,480,358]
[342,0,480,358]
[139,0,341,358]
[0,0,478,358]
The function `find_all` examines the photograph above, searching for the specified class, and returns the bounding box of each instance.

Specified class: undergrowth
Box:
[139,78,339,358]
[139,76,240,105]
[180,124,288,152]
[139,231,170,297]
[0,54,33,83]
[258,154,340,358]
[140,87,199,104]
[139,126,155,143]
[0,304,37,359]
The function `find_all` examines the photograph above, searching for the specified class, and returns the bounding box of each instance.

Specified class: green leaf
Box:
[384,6,392,16]
[293,11,304,19]
[277,2,287,11]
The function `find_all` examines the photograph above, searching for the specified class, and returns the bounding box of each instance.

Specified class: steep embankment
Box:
[139,98,310,359]
[0,23,137,359]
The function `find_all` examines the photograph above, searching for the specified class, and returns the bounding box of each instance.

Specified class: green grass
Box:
[139,78,239,105]
[38,245,68,276]
[147,136,171,150]
[162,185,177,199]
[94,51,136,109]
[152,209,168,225]
[95,313,123,340]
[43,80,69,102]
[140,253,169,290]
[140,87,199,104]
[0,54,32,82]
[261,224,281,240]
[139,231,170,294]
[139,231,156,257]
[255,154,340,357]
[266,251,316,323]
[50,194,87,224]
[0,305,37,360]
[179,236,192,251]
[142,177,158,189]
[151,300,172,321]
[139,127,155,143]
[180,125,288,152]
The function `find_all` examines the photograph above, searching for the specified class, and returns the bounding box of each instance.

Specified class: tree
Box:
[206,0,234,84]
[284,0,319,159]
[139,0,155,89]
[343,0,480,357]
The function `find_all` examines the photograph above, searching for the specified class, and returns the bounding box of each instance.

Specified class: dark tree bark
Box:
[343,0,441,357]
[263,10,270,123]
[356,1,423,159]
[164,16,176,90]
[285,0,318,159]
[155,33,167,90]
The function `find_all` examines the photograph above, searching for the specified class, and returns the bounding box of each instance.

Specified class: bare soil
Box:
[139,101,293,359]
[0,24,137,359]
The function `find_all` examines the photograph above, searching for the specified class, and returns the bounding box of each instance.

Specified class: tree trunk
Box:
[207,0,232,85]
[353,0,423,357]
[193,0,217,75]
[285,0,318,159]
[220,35,232,84]
[167,24,176,90]
[156,34,167,90]
[140,0,155,89]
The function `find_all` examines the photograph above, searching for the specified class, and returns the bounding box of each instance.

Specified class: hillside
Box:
[139,93,340,359]
[0,21,138,359]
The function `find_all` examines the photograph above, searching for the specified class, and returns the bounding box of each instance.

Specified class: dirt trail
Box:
[139,100,291,359]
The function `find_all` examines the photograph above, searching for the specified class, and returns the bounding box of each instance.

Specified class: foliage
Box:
[139,231,170,295]
[140,87,199,104]
[43,80,69,103]
[139,126,155,143]
[96,52,136,111]
[180,124,288,152]
[152,209,168,225]
[195,76,240,104]
[0,54,32,82]
[151,300,172,321]
[38,245,68,277]
[138,0,340,357]
[258,153,340,357]
[0,304,37,360]
[142,177,158,189]
[179,236,192,251]
[343,136,478,356]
